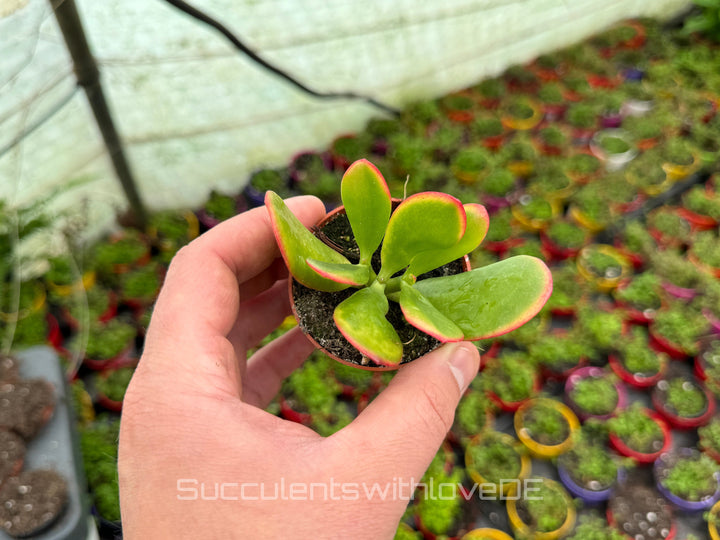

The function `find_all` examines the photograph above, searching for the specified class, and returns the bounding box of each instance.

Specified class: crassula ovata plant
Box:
[265,159,552,368]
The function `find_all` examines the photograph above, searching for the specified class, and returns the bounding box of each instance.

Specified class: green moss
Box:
[609,405,663,453]
[518,479,569,533]
[81,416,121,521]
[204,191,237,221]
[561,441,618,491]
[455,389,490,439]
[571,375,618,415]
[466,432,522,484]
[547,221,586,248]
[83,320,136,360]
[691,231,720,268]
[653,307,707,355]
[685,186,720,220]
[620,328,662,376]
[150,211,190,241]
[485,208,512,242]
[565,153,601,175]
[121,265,160,301]
[472,117,503,138]
[566,514,625,540]
[94,230,147,269]
[661,453,719,501]
[482,169,515,197]
[615,272,662,311]
[529,332,585,371]
[484,353,536,403]
[665,377,708,417]
[522,401,570,445]
[452,147,492,173]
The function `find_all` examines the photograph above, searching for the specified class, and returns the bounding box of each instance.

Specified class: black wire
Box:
[162,0,400,117]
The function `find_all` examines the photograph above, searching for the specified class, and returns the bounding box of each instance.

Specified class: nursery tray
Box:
[1,346,93,540]
[471,383,705,538]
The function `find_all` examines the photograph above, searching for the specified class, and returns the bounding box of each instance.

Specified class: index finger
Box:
[142,195,326,366]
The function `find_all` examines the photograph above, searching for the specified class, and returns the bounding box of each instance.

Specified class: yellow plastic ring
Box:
[506,478,577,540]
[514,398,580,459]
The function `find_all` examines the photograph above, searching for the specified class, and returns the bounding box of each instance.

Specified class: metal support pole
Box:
[49,0,147,228]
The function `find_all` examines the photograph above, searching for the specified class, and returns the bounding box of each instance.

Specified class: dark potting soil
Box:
[0,379,55,440]
[293,209,466,368]
[609,482,674,539]
[0,430,25,486]
[0,469,68,538]
[0,355,19,382]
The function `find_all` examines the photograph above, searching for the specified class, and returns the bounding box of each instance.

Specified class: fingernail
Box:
[447,343,480,394]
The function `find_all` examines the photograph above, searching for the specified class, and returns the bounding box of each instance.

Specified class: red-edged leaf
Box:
[341,159,391,265]
[306,259,370,287]
[334,286,403,366]
[265,191,351,292]
[379,192,466,281]
[399,281,464,342]
[412,256,553,339]
[408,203,489,276]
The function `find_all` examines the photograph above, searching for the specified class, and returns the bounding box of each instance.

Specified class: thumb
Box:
[337,342,480,479]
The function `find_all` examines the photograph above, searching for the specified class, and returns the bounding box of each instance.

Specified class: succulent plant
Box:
[266,160,552,367]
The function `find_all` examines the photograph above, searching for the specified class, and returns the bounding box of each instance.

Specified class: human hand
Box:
[118,196,480,539]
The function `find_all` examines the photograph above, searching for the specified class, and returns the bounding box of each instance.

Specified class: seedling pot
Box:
[513,398,579,458]
[289,202,471,371]
[608,408,672,464]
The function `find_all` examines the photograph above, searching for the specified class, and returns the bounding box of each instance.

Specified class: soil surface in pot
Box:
[0,430,25,485]
[0,379,55,440]
[0,355,19,382]
[0,469,68,537]
[610,481,673,539]
[293,209,466,368]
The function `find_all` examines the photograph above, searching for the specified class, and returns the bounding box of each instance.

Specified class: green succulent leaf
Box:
[379,193,466,281]
[399,281,464,341]
[408,203,489,277]
[306,259,370,287]
[341,159,392,265]
[265,191,351,292]
[413,255,553,339]
[333,285,403,366]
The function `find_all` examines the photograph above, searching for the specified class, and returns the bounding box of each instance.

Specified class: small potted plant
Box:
[529,330,587,381]
[696,337,720,393]
[609,327,668,388]
[541,220,589,261]
[471,116,505,151]
[526,168,575,202]
[78,319,137,371]
[450,147,494,184]
[80,415,122,525]
[59,286,117,330]
[498,134,537,177]
[700,417,720,464]
[474,78,504,109]
[506,476,576,539]
[623,115,663,150]
[652,375,715,429]
[655,448,720,512]
[513,397,579,458]
[267,159,552,369]
[482,352,540,412]
[44,255,96,298]
[565,366,627,421]
[414,448,469,539]
[652,249,704,300]
[330,133,371,171]
[119,263,162,313]
[147,209,199,254]
[464,430,531,496]
[537,83,568,120]
[558,432,624,505]
[451,383,494,447]
[614,220,654,270]
[94,365,135,412]
[565,514,625,540]
[500,96,542,131]
[197,190,242,229]
[562,152,602,184]
[590,128,638,170]
[647,208,692,249]
[544,264,587,317]
[680,185,720,230]
[479,169,519,212]
[608,404,672,464]
[566,102,598,142]
[510,194,559,232]
[481,208,522,255]
[613,272,663,324]
[576,244,630,292]
[662,138,700,181]
[650,306,708,359]
[440,91,476,124]
[688,231,720,279]
[568,184,613,233]
[625,151,672,197]
[93,229,150,277]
